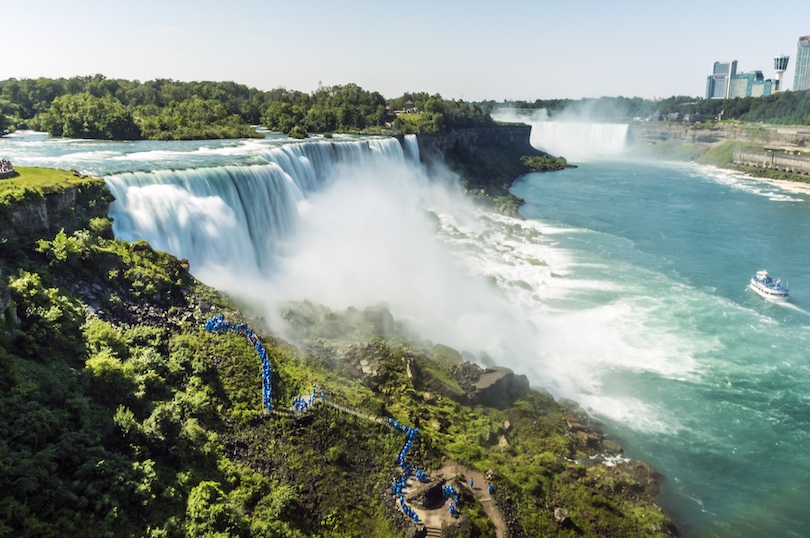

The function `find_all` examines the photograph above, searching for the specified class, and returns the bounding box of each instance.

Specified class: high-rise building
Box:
[706,58,783,99]
[729,71,776,98]
[774,55,790,91]
[794,36,810,91]
[706,60,738,99]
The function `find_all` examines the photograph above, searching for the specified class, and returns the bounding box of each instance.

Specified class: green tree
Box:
[41,93,141,139]
[185,481,246,537]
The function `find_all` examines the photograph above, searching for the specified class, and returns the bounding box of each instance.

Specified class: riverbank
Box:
[628,120,810,184]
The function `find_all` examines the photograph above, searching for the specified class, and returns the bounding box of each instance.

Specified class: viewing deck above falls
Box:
[0,159,14,179]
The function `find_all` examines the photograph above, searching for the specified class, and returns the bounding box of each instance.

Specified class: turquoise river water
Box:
[2,128,809,537]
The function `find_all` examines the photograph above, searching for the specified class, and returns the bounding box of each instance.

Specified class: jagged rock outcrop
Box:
[470,366,530,408]
[409,125,543,212]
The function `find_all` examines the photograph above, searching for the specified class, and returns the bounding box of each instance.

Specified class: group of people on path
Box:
[388,417,429,524]
[205,314,498,530]
[205,314,273,410]
[0,159,13,173]
[444,485,461,518]
[290,387,324,413]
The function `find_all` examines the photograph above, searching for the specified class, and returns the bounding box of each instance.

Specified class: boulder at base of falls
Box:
[470,366,530,408]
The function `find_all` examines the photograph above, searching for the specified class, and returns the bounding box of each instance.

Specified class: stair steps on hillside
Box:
[424,525,442,538]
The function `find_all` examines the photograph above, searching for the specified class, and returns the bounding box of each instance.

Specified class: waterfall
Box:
[491,108,628,162]
[529,122,629,161]
[403,134,421,165]
[106,136,415,277]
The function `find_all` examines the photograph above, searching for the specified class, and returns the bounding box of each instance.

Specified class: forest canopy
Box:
[0,75,493,140]
[2,75,808,141]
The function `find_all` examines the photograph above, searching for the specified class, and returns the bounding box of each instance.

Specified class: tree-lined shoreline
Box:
[0,76,492,141]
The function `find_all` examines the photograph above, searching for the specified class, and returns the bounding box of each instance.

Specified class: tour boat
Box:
[749,269,789,302]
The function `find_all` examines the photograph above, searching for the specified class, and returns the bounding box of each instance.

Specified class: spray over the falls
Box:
[492,108,629,161]
[106,137,548,369]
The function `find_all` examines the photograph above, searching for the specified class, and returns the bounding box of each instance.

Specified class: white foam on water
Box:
[691,163,807,203]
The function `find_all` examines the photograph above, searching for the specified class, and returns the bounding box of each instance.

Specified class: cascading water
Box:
[491,108,629,161]
[528,122,629,161]
[106,136,416,278]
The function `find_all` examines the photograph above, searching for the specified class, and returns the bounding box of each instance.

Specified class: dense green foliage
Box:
[0,76,496,141]
[1,75,808,143]
[0,75,264,140]
[259,84,388,136]
[521,155,571,172]
[393,97,493,134]
[0,220,334,537]
[41,93,141,140]
[137,96,260,140]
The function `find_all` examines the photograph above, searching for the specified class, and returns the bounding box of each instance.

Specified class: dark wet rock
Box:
[0,281,10,317]
[470,366,530,408]
[405,480,445,509]
[340,341,391,386]
[450,361,483,392]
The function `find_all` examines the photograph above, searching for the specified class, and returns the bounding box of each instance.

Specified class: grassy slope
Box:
[0,167,103,201]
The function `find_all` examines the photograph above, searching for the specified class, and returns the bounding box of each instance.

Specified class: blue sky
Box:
[4,0,810,101]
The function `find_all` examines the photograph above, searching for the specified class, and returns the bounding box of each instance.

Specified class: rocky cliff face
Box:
[411,125,542,213]
[416,124,536,159]
[0,180,112,243]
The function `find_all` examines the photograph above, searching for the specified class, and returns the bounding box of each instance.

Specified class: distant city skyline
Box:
[3,0,810,101]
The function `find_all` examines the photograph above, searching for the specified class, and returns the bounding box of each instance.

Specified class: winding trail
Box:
[206,314,507,535]
[434,462,506,538]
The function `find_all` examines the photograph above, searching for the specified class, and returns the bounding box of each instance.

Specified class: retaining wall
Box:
[733,149,810,175]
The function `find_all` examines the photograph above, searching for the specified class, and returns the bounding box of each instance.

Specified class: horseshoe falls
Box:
[4,130,810,536]
[491,108,629,161]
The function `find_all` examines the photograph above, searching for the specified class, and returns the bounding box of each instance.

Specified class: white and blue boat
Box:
[750,269,789,302]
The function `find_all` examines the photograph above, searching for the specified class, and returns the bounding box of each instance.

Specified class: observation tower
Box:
[774,55,789,91]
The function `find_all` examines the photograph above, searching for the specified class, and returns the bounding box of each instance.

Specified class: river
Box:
[2,128,808,536]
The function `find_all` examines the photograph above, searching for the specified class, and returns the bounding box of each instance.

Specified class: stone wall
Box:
[733,149,810,175]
